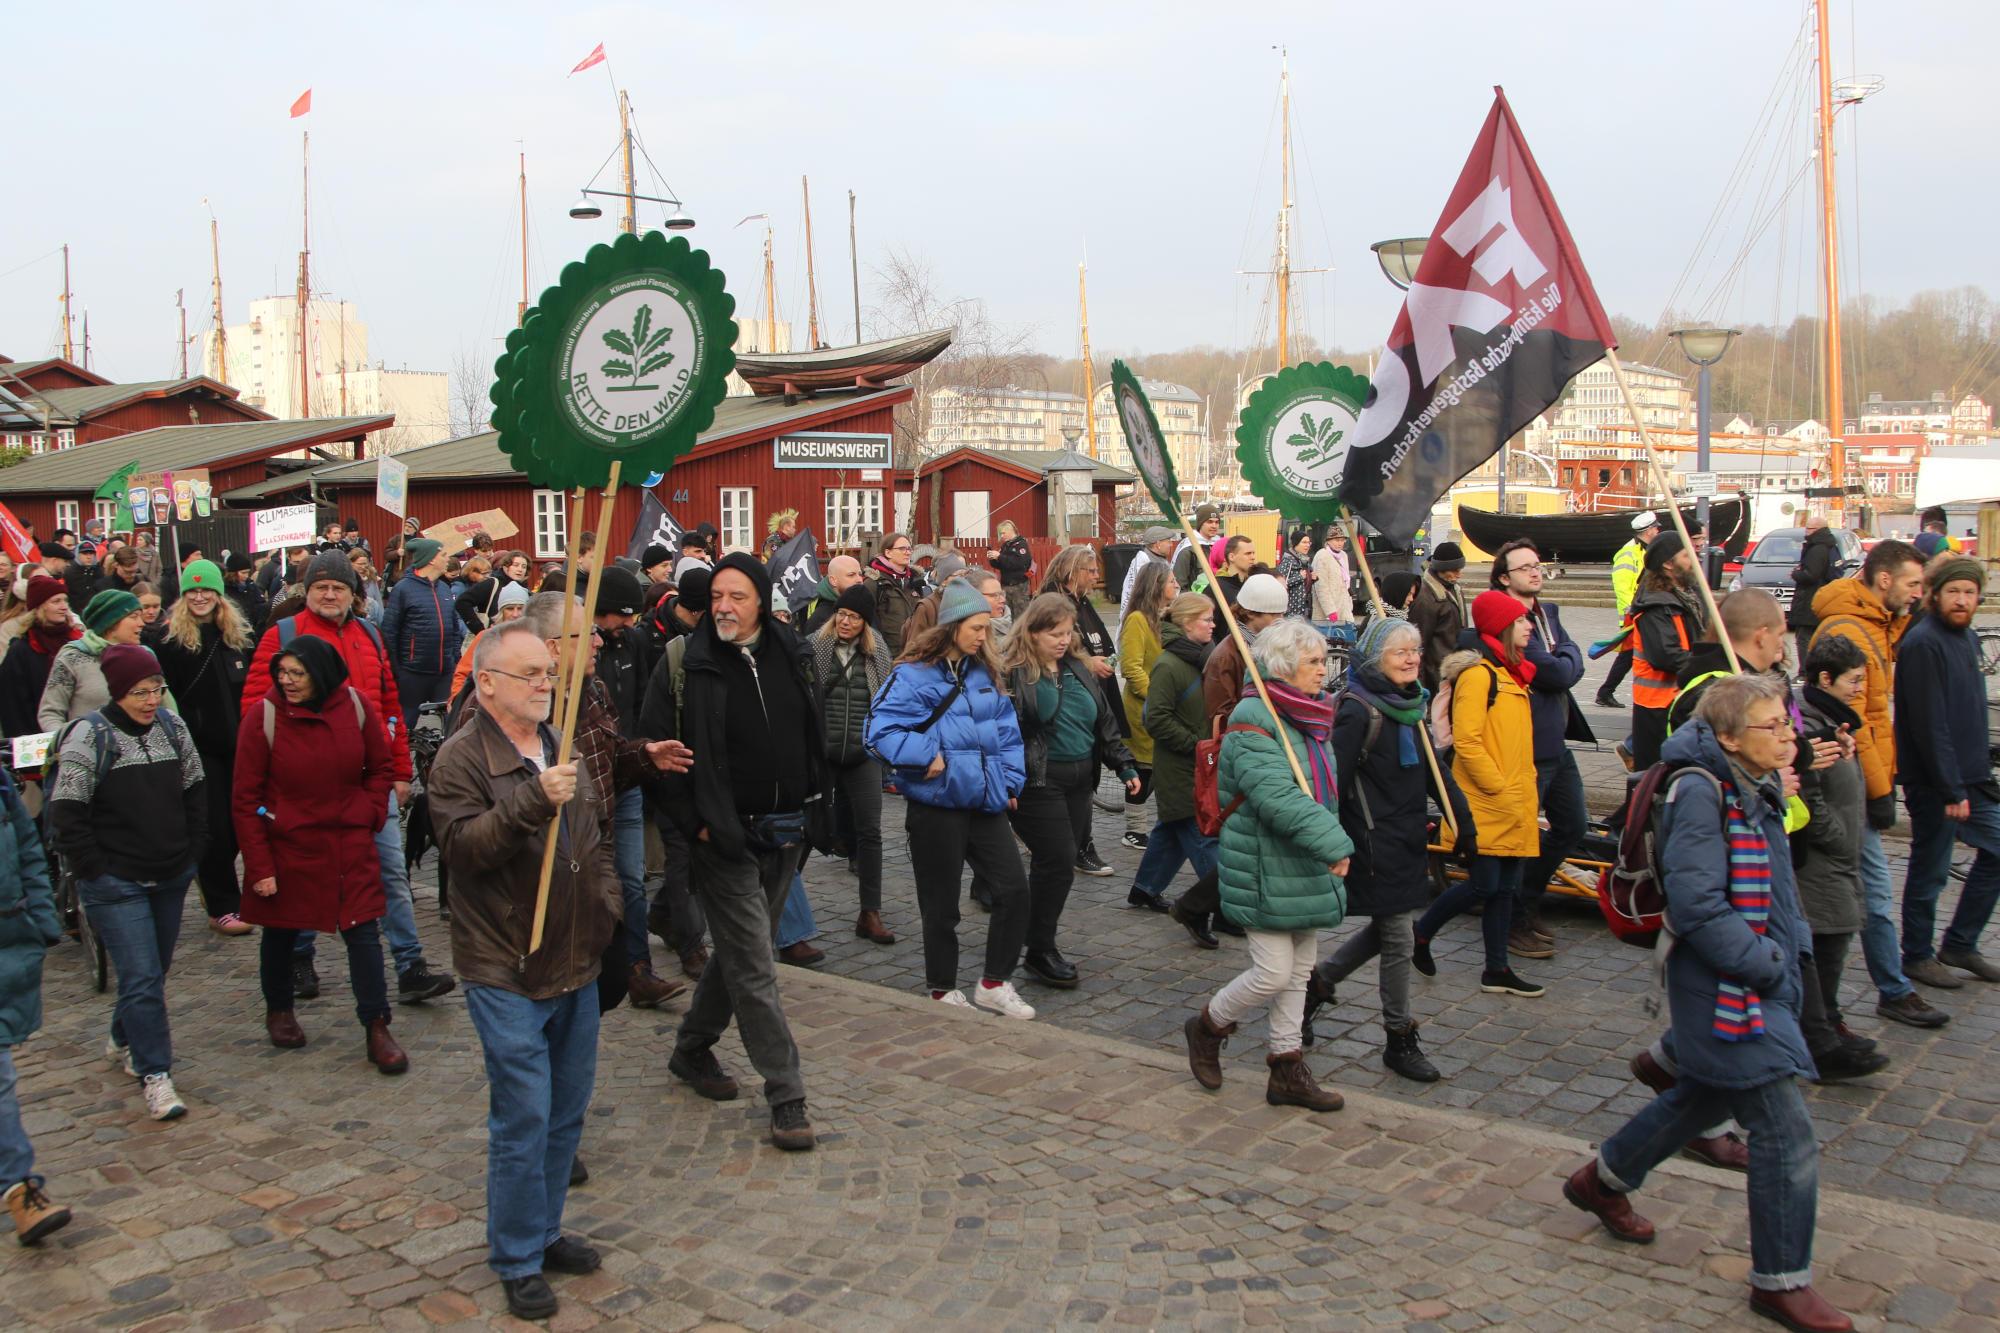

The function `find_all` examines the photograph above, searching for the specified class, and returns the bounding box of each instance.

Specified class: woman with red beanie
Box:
[1411,590,1545,998]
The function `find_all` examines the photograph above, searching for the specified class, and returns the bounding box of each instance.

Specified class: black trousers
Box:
[194,749,242,919]
[1007,758,1094,955]
[1176,870,1221,918]
[260,921,388,1025]
[830,758,885,912]
[1799,931,1855,1054]
[906,803,1028,992]
[1630,704,1670,771]
[1601,647,1634,694]
[648,810,708,963]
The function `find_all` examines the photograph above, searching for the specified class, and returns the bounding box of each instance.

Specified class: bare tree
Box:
[870,247,1037,539]
[449,345,493,440]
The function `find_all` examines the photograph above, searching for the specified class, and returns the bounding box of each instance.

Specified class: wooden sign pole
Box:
[1173,512,1312,797]
[527,461,622,957]
[1341,518,1458,843]
[1604,347,1740,674]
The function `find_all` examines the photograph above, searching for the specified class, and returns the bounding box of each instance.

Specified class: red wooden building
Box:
[0,355,269,452]
[240,387,1132,562]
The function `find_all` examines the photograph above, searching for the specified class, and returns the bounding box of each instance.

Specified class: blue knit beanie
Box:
[937,580,992,628]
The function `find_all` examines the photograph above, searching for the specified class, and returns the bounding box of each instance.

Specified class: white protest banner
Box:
[250,504,320,553]
[376,455,409,519]
[9,732,54,770]
[423,508,519,550]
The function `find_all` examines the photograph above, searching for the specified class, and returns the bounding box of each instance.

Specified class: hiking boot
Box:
[502,1274,558,1321]
[1383,1022,1441,1083]
[1184,1005,1236,1091]
[1524,909,1555,944]
[1211,915,1245,938]
[1809,1044,1890,1084]
[1022,949,1079,988]
[1562,1160,1654,1243]
[1480,968,1545,998]
[1875,991,1950,1028]
[669,1046,740,1101]
[6,1179,71,1246]
[1074,849,1115,878]
[366,1017,408,1075]
[1170,900,1219,949]
[1299,972,1334,1049]
[1905,956,1964,989]
[1834,1022,1878,1054]
[680,945,708,981]
[1938,947,2000,983]
[1125,887,1170,913]
[777,941,825,967]
[1683,1132,1751,1173]
[542,1235,601,1274]
[291,955,320,1001]
[1507,925,1554,959]
[1412,936,1437,977]
[1630,1048,1675,1093]
[854,910,896,944]
[1748,1285,1854,1332]
[396,960,456,1003]
[1264,1051,1343,1112]
[265,1009,306,1049]
[142,1073,186,1121]
[627,961,686,1009]
[770,1099,816,1152]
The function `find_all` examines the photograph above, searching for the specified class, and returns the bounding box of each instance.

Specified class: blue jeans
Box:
[614,787,650,966]
[1902,787,2000,964]
[0,1048,31,1185]
[464,984,599,1279]
[297,791,424,974]
[80,869,194,1078]
[1416,855,1524,973]
[1599,1074,1819,1291]
[1522,750,1587,908]
[1132,818,1218,899]
[1857,827,1913,1001]
[775,871,818,950]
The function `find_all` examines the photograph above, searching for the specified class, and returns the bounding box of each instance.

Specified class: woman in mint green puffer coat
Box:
[1185,621,1354,1114]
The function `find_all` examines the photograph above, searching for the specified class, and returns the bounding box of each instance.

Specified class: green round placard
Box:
[1233,361,1371,521]
[1109,359,1179,519]
[496,230,736,490]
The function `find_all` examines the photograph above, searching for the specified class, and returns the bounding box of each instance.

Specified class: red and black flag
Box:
[1339,87,1617,544]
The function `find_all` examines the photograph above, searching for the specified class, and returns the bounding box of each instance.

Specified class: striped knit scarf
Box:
[1713,781,1772,1042]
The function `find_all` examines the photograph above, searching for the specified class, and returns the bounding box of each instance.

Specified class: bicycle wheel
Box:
[1979,630,2000,676]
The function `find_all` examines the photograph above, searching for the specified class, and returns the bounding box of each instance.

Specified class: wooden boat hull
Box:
[1456,498,1748,564]
[736,327,953,397]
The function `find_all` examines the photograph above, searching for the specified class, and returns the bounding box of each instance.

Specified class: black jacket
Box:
[641,618,829,862]
[638,595,700,674]
[1330,685,1434,918]
[226,579,269,631]
[1006,657,1136,789]
[594,623,648,741]
[1066,590,1130,739]
[994,536,1033,588]
[1894,611,1994,804]
[1632,583,1707,692]
[151,622,252,763]
[1789,527,1838,630]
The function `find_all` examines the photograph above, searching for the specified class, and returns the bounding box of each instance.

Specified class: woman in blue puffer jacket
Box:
[865,581,1034,1018]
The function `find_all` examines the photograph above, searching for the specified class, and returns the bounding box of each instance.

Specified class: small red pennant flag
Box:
[289,88,312,118]
[570,43,606,75]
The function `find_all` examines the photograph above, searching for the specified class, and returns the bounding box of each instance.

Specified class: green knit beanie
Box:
[81,588,142,634]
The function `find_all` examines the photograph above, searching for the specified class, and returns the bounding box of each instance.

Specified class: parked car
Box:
[1727,526,1864,610]
[1722,538,1758,577]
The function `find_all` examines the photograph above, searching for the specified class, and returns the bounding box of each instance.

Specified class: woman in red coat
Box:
[233,635,406,1073]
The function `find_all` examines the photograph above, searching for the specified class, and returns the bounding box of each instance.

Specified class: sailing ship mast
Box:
[1814,0,1846,515]
[1079,262,1097,459]
[518,151,531,327]
[619,91,637,235]
[802,176,822,350]
[206,206,226,382]
[296,129,312,419]
[177,290,188,378]
[60,244,73,364]
[1277,49,1292,367]
[763,222,778,349]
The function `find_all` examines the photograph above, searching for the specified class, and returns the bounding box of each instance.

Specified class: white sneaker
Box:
[142,1073,186,1121]
[933,989,973,1009]
[971,981,1036,1020]
[104,1036,136,1079]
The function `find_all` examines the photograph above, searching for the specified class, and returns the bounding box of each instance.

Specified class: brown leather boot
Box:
[365,1016,408,1075]
[1562,1160,1655,1243]
[265,1009,306,1049]
[1748,1285,1853,1332]
[854,910,895,945]
[1184,1005,1235,1090]
[627,961,686,1009]
[1264,1051,1343,1112]
[1633,1050,1750,1171]
[6,1178,72,1246]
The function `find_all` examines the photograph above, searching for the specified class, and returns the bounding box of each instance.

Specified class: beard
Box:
[1940,603,1976,629]
[712,611,741,641]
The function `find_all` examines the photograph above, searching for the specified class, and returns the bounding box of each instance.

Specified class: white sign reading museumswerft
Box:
[773,432,893,470]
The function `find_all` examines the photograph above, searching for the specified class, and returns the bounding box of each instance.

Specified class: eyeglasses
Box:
[1742,720,1796,738]
[1381,645,1422,658]
[125,686,166,702]
[1506,562,1543,576]
[482,667,556,687]
[887,545,911,554]
[274,667,310,682]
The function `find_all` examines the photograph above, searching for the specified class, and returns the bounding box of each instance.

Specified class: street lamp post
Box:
[1668,327,1739,545]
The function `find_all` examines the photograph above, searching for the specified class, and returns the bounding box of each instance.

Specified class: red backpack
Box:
[1193,717,1273,836]
[1597,761,1722,947]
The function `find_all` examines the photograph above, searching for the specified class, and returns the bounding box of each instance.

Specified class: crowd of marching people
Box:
[0,497,1993,1329]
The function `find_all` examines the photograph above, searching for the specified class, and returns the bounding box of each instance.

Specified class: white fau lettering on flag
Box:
[1337,86,1619,544]
[770,528,821,612]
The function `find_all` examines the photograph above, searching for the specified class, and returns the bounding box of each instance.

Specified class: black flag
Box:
[770,528,822,611]
[624,490,684,564]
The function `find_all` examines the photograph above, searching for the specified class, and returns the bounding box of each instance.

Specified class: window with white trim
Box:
[93,499,119,531]
[951,490,990,543]
[719,487,754,554]
[1,434,20,450]
[893,489,913,537]
[824,488,883,549]
[55,500,80,533]
[29,433,47,454]
[532,490,567,559]
[56,429,75,449]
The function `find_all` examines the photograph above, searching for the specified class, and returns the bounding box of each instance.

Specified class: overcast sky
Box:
[4,1,1995,388]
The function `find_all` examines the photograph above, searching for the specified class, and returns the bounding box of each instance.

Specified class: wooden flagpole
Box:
[527,461,622,957]
[1172,511,1312,797]
[549,487,588,723]
[1603,347,1740,673]
[1341,519,1458,843]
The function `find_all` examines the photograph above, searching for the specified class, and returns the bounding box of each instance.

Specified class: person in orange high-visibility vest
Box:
[1626,532,1709,770]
